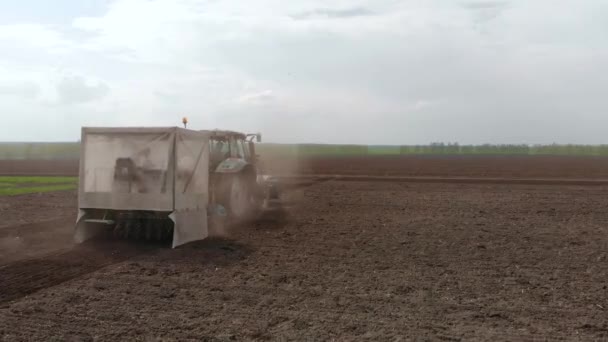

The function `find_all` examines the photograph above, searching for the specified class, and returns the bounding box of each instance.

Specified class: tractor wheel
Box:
[221,173,260,222]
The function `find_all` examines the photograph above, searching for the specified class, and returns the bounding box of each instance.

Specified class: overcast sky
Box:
[0,0,606,144]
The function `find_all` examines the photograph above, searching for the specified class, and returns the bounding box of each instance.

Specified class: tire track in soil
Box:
[0,240,159,305]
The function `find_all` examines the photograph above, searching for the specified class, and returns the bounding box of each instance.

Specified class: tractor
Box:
[74,126,280,248]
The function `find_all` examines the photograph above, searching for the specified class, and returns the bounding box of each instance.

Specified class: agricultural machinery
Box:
[74,126,281,248]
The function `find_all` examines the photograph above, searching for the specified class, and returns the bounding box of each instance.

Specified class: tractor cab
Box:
[207,130,262,173]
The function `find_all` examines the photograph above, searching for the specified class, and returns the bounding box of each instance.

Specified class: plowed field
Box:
[1,158,607,341]
[4,155,608,179]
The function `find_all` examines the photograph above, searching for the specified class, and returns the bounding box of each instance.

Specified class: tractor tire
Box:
[219,173,260,223]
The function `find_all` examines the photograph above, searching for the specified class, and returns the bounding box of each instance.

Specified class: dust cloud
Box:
[0,236,24,257]
[257,150,309,177]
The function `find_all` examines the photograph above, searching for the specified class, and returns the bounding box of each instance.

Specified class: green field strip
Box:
[0,176,78,196]
[0,184,77,196]
[0,176,77,184]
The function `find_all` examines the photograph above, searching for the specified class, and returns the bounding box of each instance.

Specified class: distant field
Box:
[0,143,80,160]
[0,176,77,196]
[4,142,608,159]
[265,143,608,156]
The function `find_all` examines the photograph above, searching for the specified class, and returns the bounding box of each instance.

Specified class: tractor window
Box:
[240,140,250,160]
[211,139,230,160]
[232,138,245,158]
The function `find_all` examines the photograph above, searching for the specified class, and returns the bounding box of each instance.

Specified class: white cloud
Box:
[0,0,607,144]
[56,75,110,104]
[0,82,41,99]
[0,23,74,53]
[237,90,275,105]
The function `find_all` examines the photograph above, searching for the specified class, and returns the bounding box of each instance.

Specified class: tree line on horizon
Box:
[2,142,608,159]
[264,142,608,156]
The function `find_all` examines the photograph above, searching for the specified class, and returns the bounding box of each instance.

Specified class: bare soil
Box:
[0,160,79,176]
[267,155,608,179]
[5,155,608,179]
[0,190,76,228]
[0,190,77,264]
[1,177,607,341]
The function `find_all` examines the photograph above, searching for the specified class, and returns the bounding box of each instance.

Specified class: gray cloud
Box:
[1,0,607,144]
[237,90,275,105]
[0,82,40,99]
[290,7,375,20]
[462,1,510,25]
[56,75,109,104]
[154,89,180,104]
[462,1,509,10]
